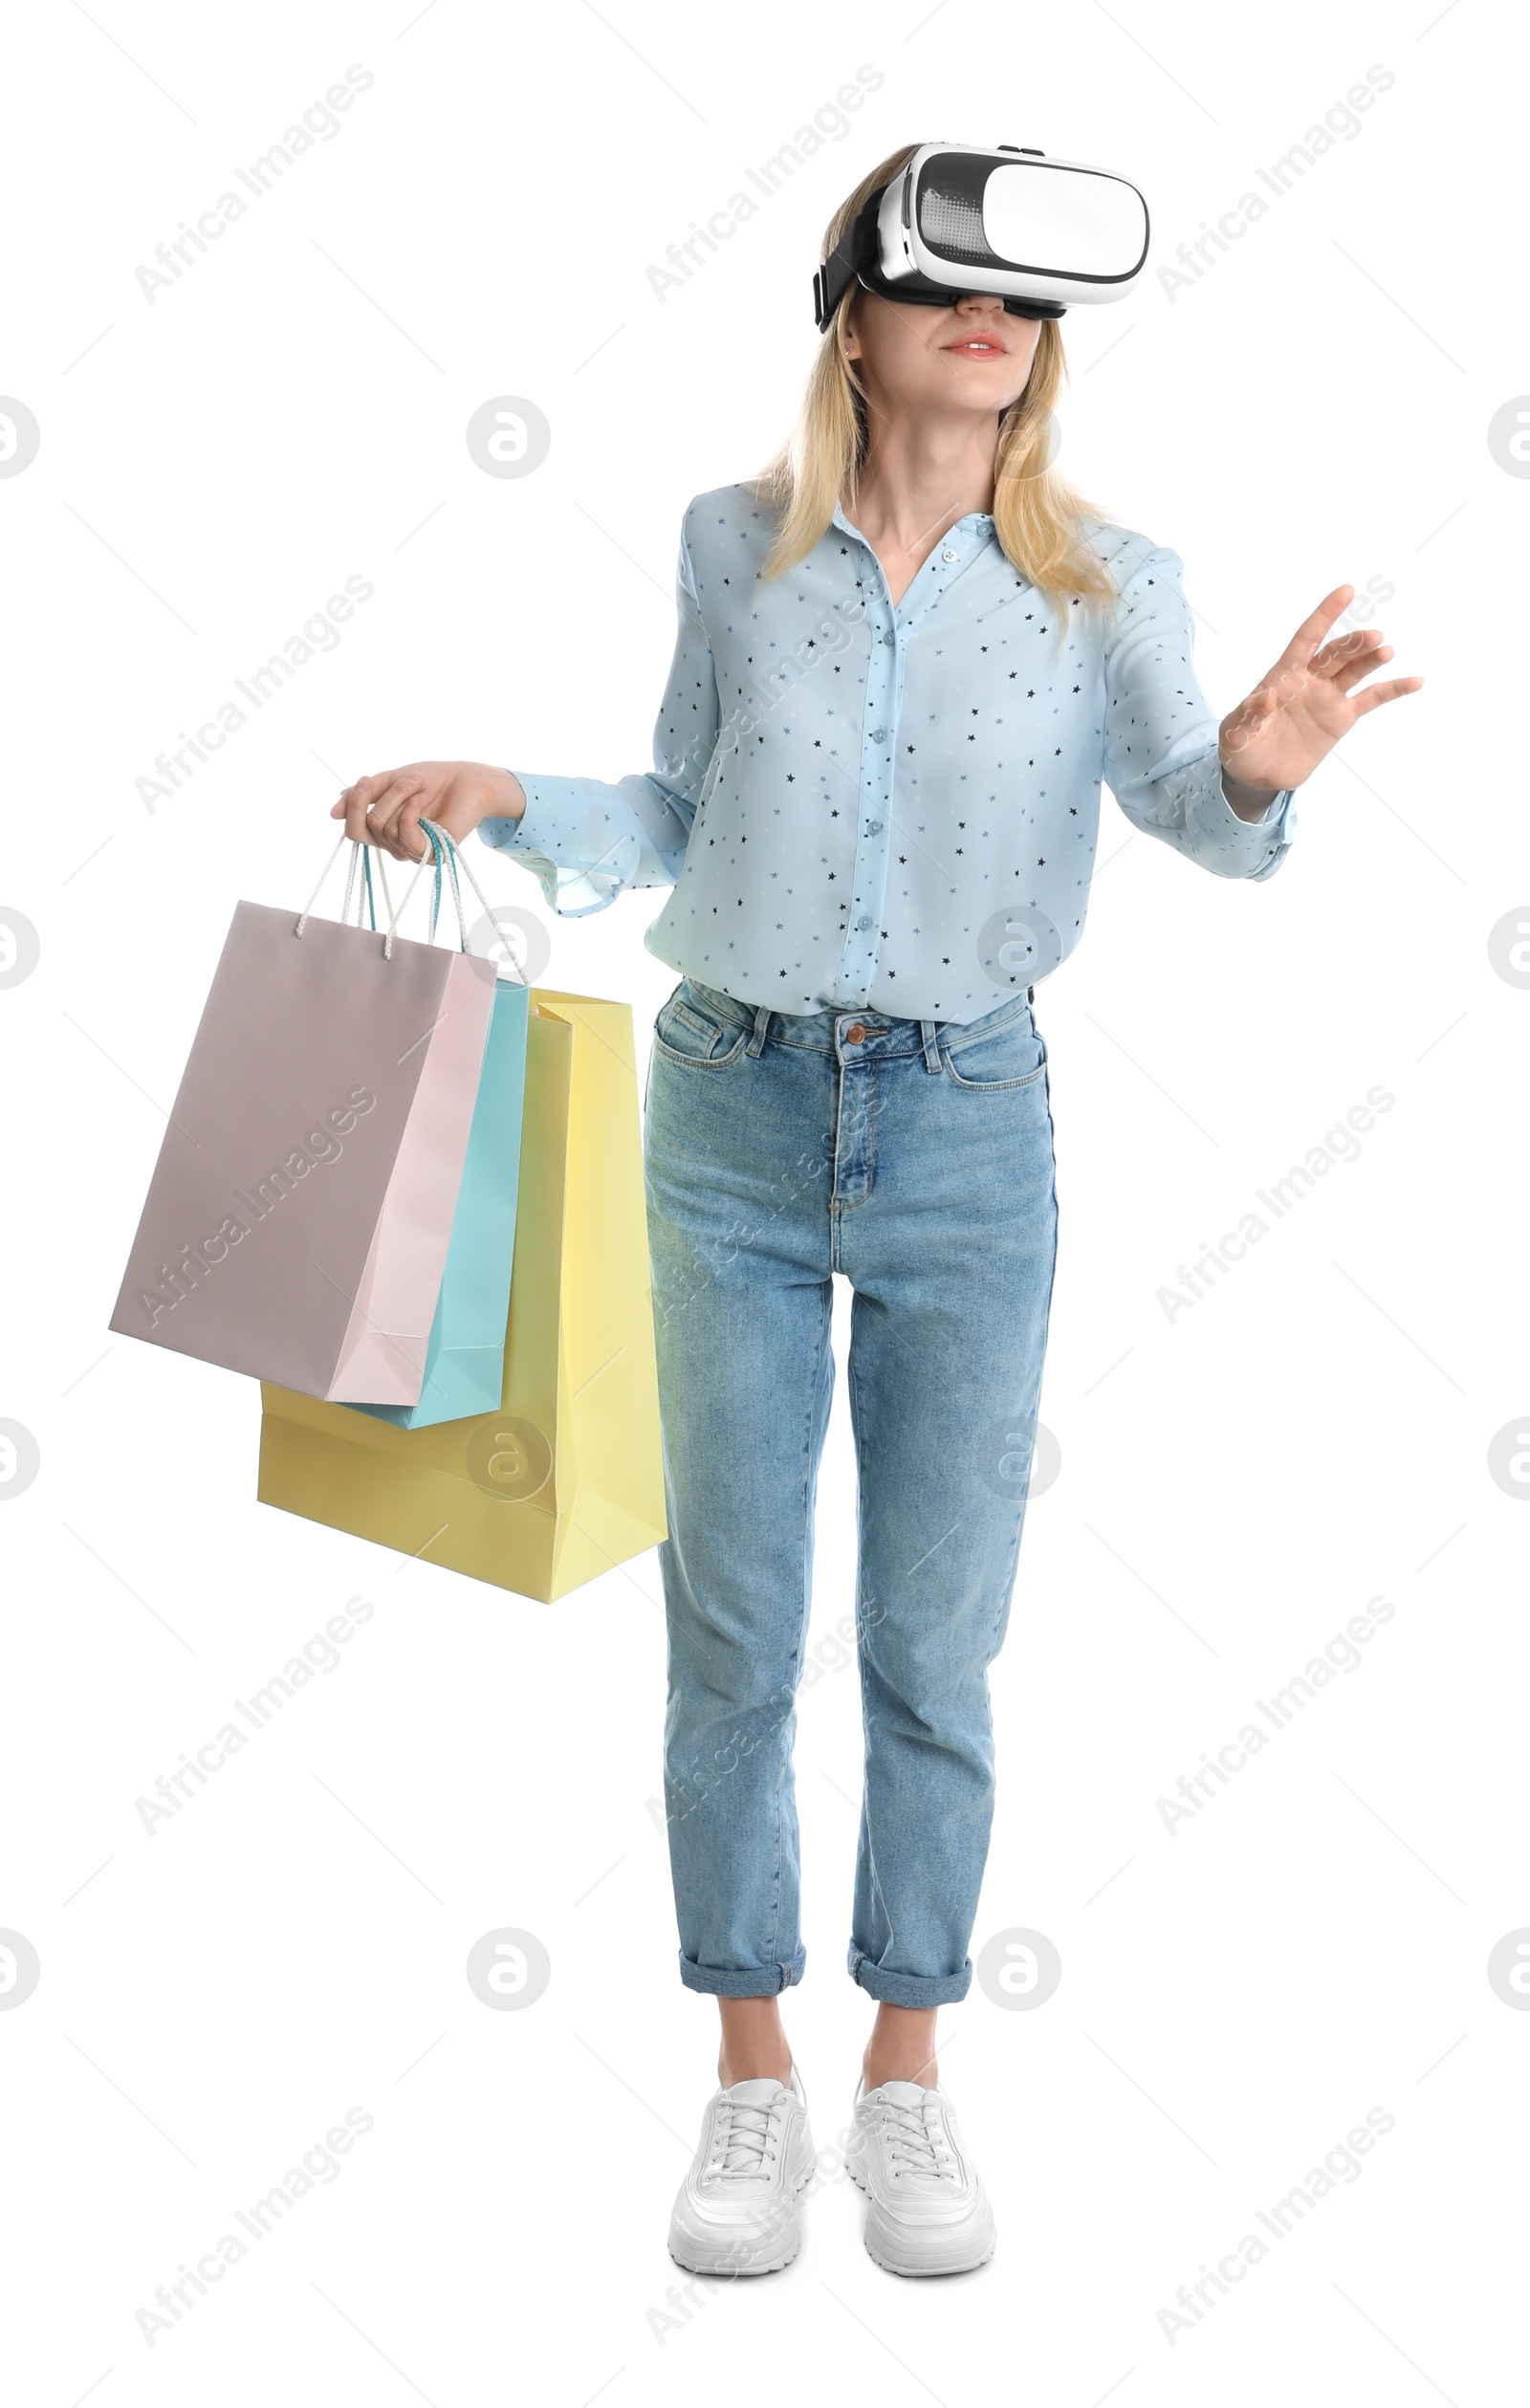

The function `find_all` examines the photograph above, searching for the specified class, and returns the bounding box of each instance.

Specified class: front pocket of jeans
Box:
[652,996,751,1069]
[940,1023,1048,1091]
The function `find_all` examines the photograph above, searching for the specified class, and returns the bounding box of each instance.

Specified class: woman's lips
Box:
[946,339,1005,355]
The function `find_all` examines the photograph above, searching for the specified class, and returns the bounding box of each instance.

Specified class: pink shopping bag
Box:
[109,841,496,1403]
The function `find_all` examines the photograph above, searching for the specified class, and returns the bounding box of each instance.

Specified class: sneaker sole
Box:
[846,2160,996,2278]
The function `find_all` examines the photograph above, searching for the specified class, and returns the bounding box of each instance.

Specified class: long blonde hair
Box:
[750,143,1120,621]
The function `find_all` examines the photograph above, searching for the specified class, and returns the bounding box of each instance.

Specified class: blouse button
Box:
[941,547,957,562]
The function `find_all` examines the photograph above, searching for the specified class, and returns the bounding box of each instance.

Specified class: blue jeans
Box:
[642,976,1059,2007]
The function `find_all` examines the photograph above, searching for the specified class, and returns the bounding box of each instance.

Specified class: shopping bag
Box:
[109,837,495,1404]
[256,988,667,1602]
[352,936,530,1428]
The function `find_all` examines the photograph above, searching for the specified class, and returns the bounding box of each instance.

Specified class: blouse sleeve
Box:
[1101,539,1297,884]
[478,507,720,915]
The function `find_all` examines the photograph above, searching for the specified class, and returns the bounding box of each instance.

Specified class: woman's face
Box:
[842,287,1042,421]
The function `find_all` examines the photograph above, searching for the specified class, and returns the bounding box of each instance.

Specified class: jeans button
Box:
[844,1021,866,1043]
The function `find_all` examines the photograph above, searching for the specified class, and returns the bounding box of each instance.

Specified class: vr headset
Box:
[813,142,1149,331]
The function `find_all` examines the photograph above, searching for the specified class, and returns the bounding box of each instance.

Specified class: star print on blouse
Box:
[480,482,1298,1022]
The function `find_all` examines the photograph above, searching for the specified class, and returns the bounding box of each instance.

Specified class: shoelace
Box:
[877,2093,955,2181]
[710,2098,779,2179]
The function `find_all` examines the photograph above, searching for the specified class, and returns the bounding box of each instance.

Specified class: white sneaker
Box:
[668,2066,816,2276]
[846,2077,996,2276]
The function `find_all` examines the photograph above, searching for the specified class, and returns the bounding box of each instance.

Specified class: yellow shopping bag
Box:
[257,991,667,1601]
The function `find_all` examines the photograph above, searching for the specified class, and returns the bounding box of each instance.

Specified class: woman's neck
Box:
[842,414,998,602]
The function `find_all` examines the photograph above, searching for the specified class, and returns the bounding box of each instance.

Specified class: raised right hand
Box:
[331,761,526,863]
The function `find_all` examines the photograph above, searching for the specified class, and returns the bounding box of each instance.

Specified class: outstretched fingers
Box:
[1310,633,1395,691]
[1310,627,1380,675]
[1277,584,1356,673]
[1309,627,1425,710]
[1348,672,1425,715]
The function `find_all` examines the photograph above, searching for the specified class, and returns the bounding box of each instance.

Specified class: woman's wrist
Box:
[1217,750,1282,821]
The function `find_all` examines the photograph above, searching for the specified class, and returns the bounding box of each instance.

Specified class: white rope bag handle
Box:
[295,834,395,935]
[392,818,530,981]
[295,820,524,981]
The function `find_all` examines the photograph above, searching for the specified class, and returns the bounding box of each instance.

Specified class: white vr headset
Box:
[813,142,1149,331]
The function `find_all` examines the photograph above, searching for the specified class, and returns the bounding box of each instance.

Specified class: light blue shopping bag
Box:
[352,824,530,1430]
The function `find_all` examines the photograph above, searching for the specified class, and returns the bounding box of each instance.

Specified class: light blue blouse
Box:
[481,482,1297,1023]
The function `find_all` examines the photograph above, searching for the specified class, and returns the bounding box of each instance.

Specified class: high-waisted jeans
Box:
[642,974,1060,2007]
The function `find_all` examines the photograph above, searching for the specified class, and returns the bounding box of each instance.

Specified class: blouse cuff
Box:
[1158,748,1298,882]
[478,772,642,916]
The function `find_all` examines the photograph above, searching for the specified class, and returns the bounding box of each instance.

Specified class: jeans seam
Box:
[765,1783,783,1981]
[1005,1068,1062,1656]
[865,1059,880,1196]
[767,1276,832,1979]
[845,1324,892,1974]
[988,1085,1060,1664]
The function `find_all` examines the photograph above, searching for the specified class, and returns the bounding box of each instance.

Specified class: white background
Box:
[2,2,1524,2400]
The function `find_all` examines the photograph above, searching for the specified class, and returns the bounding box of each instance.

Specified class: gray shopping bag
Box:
[109,840,496,1403]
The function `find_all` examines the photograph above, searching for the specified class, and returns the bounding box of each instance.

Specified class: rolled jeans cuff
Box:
[848,1947,973,2007]
[677,1947,805,1997]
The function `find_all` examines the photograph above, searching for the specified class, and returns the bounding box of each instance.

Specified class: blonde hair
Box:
[750,143,1120,622]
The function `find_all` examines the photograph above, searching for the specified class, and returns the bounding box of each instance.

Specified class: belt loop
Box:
[920,1017,942,1072]
[746,1001,772,1058]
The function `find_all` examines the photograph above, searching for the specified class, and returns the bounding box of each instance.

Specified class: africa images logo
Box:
[131,1086,375,1327]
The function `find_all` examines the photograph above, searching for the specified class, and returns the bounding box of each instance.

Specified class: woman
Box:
[335,143,1420,2280]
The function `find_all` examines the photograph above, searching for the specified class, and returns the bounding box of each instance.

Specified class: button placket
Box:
[827,510,987,1009]
[848,693,893,989]
[839,545,899,1002]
